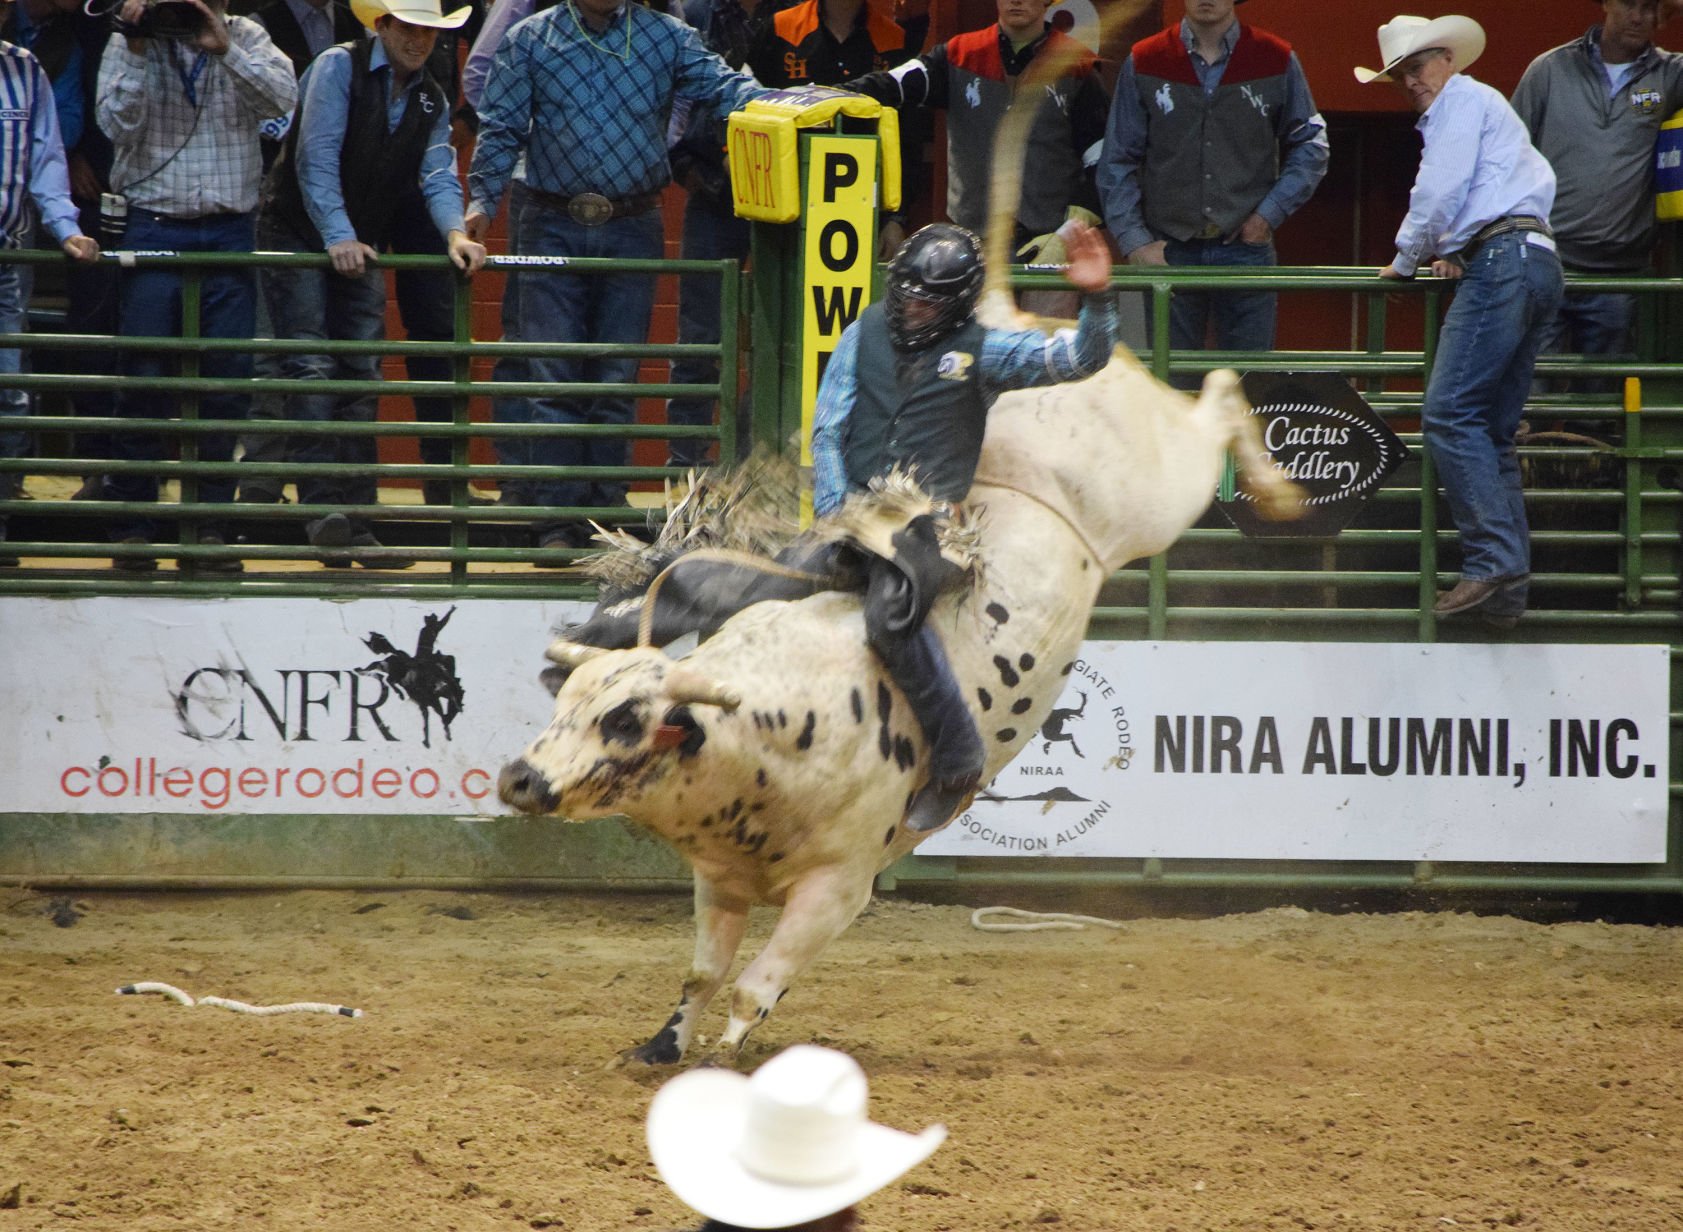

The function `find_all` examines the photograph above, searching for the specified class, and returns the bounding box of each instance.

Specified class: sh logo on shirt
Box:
[937,351,974,381]
[1630,88,1663,115]
[1154,82,1174,115]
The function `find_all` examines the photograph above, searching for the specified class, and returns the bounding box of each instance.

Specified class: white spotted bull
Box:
[498,356,1301,1064]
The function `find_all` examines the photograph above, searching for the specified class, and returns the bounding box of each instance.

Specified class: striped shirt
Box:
[811,294,1120,515]
[95,19,298,217]
[0,41,80,247]
[466,0,767,218]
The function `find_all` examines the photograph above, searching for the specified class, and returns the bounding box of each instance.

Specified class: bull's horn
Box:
[545,640,608,668]
[663,666,741,711]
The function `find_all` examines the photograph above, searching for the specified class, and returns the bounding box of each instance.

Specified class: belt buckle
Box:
[568,192,614,226]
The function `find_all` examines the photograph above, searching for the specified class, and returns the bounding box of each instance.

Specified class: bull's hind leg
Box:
[619,876,749,1066]
[713,869,874,1057]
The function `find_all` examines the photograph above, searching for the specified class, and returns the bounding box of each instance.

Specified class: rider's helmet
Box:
[884,224,985,353]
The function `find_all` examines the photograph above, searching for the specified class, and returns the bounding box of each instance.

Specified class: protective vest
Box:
[1130,23,1293,241]
[844,305,990,503]
[263,39,447,249]
[943,26,1095,236]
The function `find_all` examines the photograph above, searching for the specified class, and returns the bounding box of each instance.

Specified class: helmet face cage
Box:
[884,225,984,353]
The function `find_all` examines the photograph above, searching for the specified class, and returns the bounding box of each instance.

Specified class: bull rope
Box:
[116,981,362,1018]
[637,548,836,647]
[971,906,1126,933]
[968,477,1106,569]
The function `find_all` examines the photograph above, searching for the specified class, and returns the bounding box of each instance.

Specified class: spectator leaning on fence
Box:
[0,17,99,566]
[844,0,1106,316]
[463,0,768,560]
[96,0,296,573]
[232,0,365,507]
[1362,15,1564,631]
[1096,0,1326,384]
[257,0,485,570]
[1511,0,1683,376]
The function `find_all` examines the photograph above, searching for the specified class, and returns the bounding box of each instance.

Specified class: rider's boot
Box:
[878,623,984,833]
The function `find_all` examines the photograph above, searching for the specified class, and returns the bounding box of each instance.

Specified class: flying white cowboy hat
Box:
[1353,14,1485,83]
[647,1045,947,1230]
[351,0,472,30]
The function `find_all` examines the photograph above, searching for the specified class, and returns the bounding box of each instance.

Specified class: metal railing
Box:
[0,248,746,597]
[2,251,1679,632]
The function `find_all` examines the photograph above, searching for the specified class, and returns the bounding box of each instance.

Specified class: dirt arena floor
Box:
[2,888,1680,1232]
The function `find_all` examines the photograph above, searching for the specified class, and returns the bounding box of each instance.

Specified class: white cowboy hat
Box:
[647,1045,946,1230]
[351,0,471,30]
[1353,14,1485,83]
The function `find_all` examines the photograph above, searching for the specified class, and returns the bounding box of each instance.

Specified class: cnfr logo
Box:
[174,608,466,748]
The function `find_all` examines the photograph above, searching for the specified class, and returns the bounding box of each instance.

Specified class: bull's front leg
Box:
[713,869,874,1057]
[619,875,749,1066]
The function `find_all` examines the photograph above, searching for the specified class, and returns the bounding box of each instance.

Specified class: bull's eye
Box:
[600,699,646,746]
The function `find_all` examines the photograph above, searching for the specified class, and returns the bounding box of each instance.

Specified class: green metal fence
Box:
[0,248,746,597]
[2,249,1681,896]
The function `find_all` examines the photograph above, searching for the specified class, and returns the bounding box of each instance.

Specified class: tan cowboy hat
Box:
[647,1045,946,1230]
[1353,14,1485,83]
[351,0,471,30]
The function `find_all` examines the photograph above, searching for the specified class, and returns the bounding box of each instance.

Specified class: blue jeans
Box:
[260,218,387,509]
[492,198,662,520]
[1537,284,1636,398]
[1162,237,1277,388]
[0,262,28,500]
[667,192,749,468]
[1423,232,1565,598]
[387,190,459,470]
[109,209,256,539]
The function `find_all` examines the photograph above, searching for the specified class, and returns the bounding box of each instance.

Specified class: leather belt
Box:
[1464,214,1552,258]
[524,186,662,226]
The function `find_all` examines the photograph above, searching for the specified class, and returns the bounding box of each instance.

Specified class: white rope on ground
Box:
[970,906,1127,933]
[116,982,362,1018]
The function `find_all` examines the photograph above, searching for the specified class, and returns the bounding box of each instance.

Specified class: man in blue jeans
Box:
[97,0,296,572]
[464,0,768,560]
[258,0,485,568]
[1098,0,1326,385]
[1361,15,1565,629]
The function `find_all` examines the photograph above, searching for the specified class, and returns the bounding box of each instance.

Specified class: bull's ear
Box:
[539,665,570,697]
[654,707,706,756]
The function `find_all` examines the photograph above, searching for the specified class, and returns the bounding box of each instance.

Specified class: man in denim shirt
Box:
[464,0,766,558]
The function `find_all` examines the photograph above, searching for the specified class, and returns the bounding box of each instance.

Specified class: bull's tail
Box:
[1200,369,1305,522]
[978,0,1152,341]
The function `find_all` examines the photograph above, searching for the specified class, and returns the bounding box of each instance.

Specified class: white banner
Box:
[0,597,590,817]
[923,641,1670,863]
[0,601,1669,863]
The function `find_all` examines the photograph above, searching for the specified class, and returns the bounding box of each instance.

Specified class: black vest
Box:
[843,305,991,503]
[263,39,447,249]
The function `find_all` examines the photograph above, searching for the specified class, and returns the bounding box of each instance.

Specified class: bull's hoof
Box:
[615,1035,685,1068]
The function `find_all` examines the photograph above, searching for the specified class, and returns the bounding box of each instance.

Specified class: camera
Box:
[111,0,207,40]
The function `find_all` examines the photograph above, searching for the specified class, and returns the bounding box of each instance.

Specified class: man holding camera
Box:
[96,0,296,572]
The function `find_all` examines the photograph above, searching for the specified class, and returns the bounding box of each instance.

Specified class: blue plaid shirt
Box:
[467,0,768,219]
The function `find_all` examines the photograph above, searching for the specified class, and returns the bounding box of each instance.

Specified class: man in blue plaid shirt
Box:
[464,0,767,557]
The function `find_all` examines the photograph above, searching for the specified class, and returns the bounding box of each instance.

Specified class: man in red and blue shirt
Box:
[1098,0,1326,380]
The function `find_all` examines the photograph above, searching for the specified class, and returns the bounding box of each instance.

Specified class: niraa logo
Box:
[960,658,1132,851]
[174,608,466,748]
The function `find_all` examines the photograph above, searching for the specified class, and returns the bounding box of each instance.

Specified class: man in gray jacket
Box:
[1511,0,1683,368]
